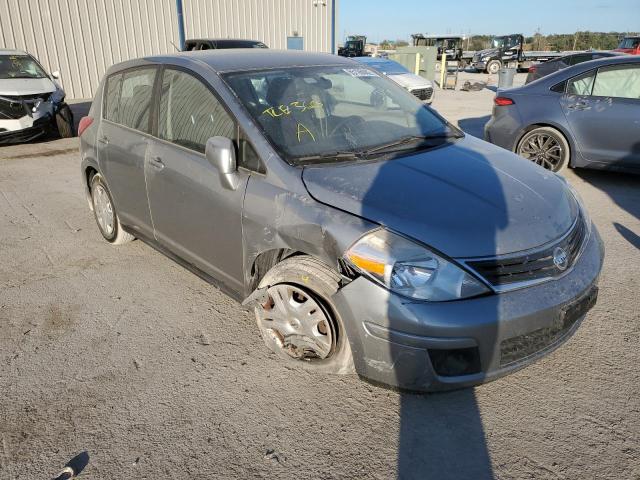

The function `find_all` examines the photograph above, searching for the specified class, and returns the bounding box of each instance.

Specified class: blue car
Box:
[485,55,640,173]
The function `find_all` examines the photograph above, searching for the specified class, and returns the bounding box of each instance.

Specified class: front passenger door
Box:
[145,68,249,294]
[561,64,640,168]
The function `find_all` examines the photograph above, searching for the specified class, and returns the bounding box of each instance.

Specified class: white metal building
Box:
[0,0,339,98]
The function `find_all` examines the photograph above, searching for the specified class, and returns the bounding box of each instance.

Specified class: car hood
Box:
[0,77,56,96]
[302,135,577,258]
[387,73,433,90]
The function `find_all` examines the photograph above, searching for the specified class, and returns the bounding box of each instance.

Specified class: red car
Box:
[614,36,640,55]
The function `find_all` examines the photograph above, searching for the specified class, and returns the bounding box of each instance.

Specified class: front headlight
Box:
[344,229,490,301]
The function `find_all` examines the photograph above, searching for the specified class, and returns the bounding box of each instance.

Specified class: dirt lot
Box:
[1,74,639,479]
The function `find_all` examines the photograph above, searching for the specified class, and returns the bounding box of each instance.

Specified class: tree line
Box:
[375,32,634,52]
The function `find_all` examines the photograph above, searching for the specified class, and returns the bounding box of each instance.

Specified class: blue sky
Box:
[340,0,640,43]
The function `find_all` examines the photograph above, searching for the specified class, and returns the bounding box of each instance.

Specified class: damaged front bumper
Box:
[0,94,62,144]
[332,225,604,392]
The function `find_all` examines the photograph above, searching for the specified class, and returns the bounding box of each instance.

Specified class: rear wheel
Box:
[90,173,135,245]
[254,255,353,374]
[516,126,570,173]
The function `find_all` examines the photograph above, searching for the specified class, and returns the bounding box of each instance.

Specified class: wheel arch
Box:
[513,122,576,167]
[83,165,99,211]
[247,247,351,295]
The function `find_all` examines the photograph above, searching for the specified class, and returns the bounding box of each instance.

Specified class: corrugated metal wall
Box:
[183,0,334,53]
[0,0,337,99]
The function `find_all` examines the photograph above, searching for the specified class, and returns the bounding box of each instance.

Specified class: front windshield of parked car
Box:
[0,55,48,79]
[224,65,456,163]
[618,38,639,49]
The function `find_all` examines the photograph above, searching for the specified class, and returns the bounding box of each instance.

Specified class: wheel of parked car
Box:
[486,60,501,75]
[254,255,354,374]
[516,126,570,173]
[55,104,75,138]
[90,173,135,245]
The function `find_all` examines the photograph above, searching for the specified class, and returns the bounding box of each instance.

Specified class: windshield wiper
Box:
[296,151,363,164]
[363,132,461,156]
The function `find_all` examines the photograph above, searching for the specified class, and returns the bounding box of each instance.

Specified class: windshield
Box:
[618,38,640,49]
[491,37,505,49]
[0,55,48,79]
[364,60,408,75]
[223,65,457,164]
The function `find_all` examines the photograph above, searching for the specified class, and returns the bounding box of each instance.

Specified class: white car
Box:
[0,49,74,144]
[354,56,435,104]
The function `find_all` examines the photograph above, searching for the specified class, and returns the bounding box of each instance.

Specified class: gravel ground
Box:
[1,73,639,479]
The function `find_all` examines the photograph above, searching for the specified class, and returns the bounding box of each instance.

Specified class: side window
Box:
[567,54,588,66]
[567,71,595,96]
[104,73,122,122]
[239,136,265,173]
[592,64,640,100]
[158,69,236,153]
[119,68,156,133]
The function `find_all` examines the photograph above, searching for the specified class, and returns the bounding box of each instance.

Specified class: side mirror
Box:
[205,136,239,190]
[51,70,60,79]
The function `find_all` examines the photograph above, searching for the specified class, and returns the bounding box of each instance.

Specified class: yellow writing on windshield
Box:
[262,100,323,118]
[296,123,316,142]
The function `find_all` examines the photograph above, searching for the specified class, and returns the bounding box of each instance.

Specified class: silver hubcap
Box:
[93,184,115,237]
[518,133,564,171]
[489,63,500,74]
[255,284,335,361]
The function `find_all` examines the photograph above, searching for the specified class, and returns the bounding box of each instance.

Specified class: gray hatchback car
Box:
[79,50,603,391]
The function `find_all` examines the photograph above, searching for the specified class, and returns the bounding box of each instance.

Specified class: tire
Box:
[90,173,135,245]
[254,255,354,374]
[55,104,75,138]
[486,60,501,75]
[516,126,570,173]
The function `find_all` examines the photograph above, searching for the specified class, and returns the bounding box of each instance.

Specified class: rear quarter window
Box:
[118,68,156,133]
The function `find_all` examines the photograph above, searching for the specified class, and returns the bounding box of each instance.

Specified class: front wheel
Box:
[516,126,570,173]
[254,255,354,374]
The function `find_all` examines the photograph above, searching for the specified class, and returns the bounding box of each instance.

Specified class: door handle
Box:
[98,135,109,145]
[149,156,165,170]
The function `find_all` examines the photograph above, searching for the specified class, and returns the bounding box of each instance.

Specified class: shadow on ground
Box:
[397,390,493,479]
[575,158,640,250]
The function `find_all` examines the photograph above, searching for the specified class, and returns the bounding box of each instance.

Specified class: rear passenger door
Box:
[561,64,640,168]
[145,67,249,294]
[98,67,157,237]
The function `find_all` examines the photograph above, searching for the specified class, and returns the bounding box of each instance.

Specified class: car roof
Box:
[112,49,357,74]
[0,48,29,56]
[518,54,640,91]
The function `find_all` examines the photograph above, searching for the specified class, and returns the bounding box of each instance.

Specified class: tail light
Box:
[528,65,537,72]
[78,116,93,137]
[494,97,515,106]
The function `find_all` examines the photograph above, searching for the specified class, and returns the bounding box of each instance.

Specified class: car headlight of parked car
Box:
[345,229,490,301]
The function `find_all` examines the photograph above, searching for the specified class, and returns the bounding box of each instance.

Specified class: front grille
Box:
[467,214,587,287]
[0,96,28,120]
[0,93,51,120]
[472,54,480,63]
[412,87,433,101]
